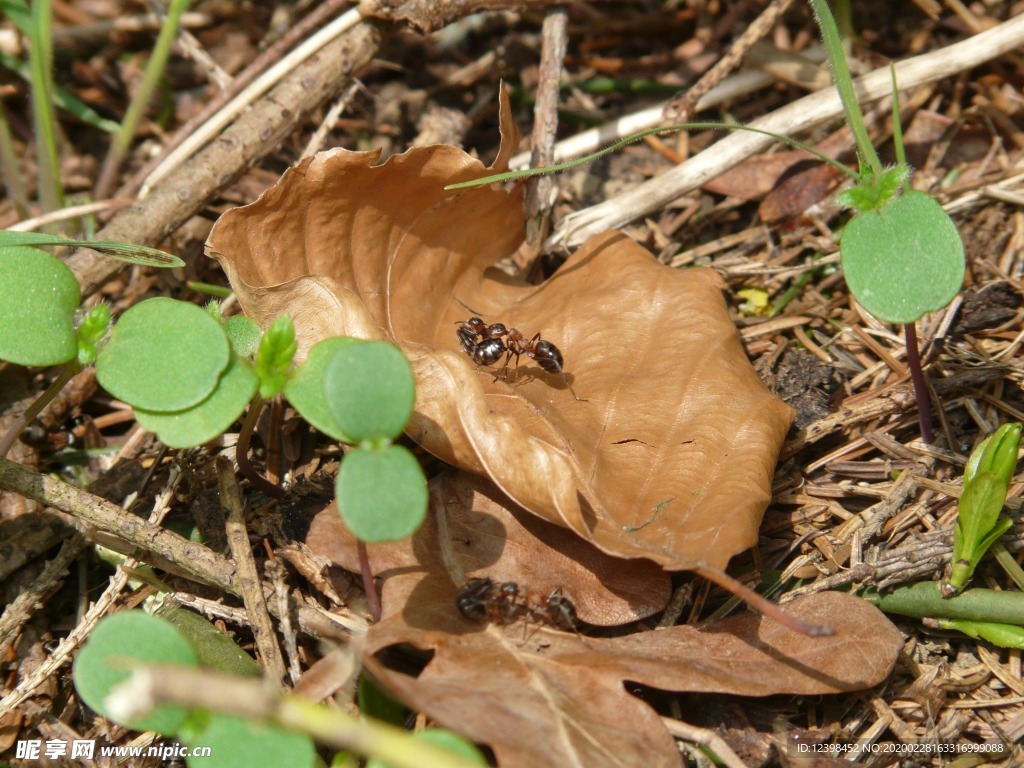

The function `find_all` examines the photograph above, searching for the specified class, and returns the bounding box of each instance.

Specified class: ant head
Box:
[456,578,494,621]
[455,317,487,330]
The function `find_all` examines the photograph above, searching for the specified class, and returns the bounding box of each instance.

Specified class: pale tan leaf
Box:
[207,86,793,571]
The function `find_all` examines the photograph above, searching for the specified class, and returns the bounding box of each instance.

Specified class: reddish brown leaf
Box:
[307,472,672,626]
[703,125,853,223]
[362,570,902,768]
[207,87,793,571]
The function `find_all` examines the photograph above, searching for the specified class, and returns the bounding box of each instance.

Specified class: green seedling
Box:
[0,245,80,367]
[0,245,117,457]
[321,340,425,543]
[941,422,1022,597]
[97,298,234,412]
[284,337,427,538]
[283,336,363,443]
[813,4,963,445]
[323,341,416,444]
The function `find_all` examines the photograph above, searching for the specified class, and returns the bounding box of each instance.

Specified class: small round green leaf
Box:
[0,246,80,365]
[156,606,261,678]
[840,190,965,323]
[72,611,199,735]
[135,355,258,448]
[181,714,316,768]
[283,337,362,443]
[97,298,231,411]
[335,445,428,542]
[324,341,415,441]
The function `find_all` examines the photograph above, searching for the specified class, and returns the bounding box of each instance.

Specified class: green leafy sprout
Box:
[941,422,1022,597]
[865,423,1023,650]
[0,237,428,547]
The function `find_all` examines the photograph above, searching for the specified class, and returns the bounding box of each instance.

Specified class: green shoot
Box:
[941,422,1022,596]
[930,618,1024,650]
[808,0,883,180]
[26,0,64,216]
[254,315,298,400]
[0,103,30,218]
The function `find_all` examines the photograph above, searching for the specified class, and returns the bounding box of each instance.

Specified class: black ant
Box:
[456,317,507,367]
[455,577,577,631]
[541,588,578,631]
[455,317,583,401]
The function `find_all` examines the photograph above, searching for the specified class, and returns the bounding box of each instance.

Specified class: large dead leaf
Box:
[362,570,902,768]
[206,89,794,571]
[308,475,902,766]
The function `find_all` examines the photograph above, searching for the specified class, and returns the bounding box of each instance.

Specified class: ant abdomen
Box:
[472,338,505,366]
[529,340,564,374]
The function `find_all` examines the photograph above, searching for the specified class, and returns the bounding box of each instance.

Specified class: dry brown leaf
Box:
[362,569,902,768]
[307,472,672,626]
[207,87,793,571]
[702,125,852,223]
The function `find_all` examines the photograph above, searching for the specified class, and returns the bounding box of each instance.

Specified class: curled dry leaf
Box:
[207,87,794,571]
[361,569,902,768]
[307,472,672,626]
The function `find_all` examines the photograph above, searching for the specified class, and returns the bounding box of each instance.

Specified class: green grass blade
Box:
[0,230,185,267]
[28,0,64,216]
[0,51,120,133]
[96,0,193,196]
[0,103,30,217]
[0,0,31,34]
[445,121,860,190]
[808,0,883,179]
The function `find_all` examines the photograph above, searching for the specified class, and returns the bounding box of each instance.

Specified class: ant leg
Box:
[549,358,585,402]
[492,347,514,382]
[562,374,584,402]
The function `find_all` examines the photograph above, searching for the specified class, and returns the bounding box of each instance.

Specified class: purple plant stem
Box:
[357,539,381,622]
[904,322,935,444]
[236,397,286,499]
